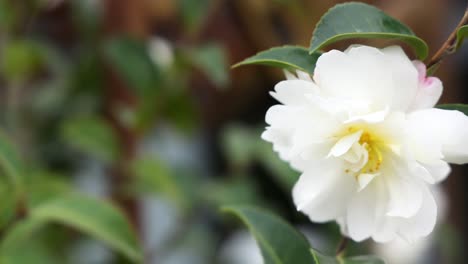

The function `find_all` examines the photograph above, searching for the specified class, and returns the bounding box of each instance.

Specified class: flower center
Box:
[339,127,385,178]
[358,132,383,174]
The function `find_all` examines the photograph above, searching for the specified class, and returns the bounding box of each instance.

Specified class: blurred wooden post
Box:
[103,0,150,232]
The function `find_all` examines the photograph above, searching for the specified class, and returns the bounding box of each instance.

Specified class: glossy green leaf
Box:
[30,194,142,262]
[310,2,428,59]
[455,25,468,51]
[190,44,229,87]
[233,46,320,74]
[104,37,160,96]
[61,116,120,162]
[436,104,468,116]
[222,205,316,264]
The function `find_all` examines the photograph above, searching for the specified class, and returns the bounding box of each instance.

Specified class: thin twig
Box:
[426,7,468,69]
[335,236,349,256]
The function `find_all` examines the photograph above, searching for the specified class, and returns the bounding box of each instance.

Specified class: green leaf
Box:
[0,219,64,264]
[436,104,468,116]
[310,249,385,264]
[30,194,142,262]
[343,256,385,264]
[310,249,337,264]
[310,2,428,59]
[189,44,229,87]
[0,0,17,32]
[61,116,120,163]
[455,25,468,51]
[1,40,43,82]
[163,93,198,132]
[221,125,299,190]
[0,218,46,253]
[25,171,72,209]
[0,132,22,180]
[222,205,316,264]
[103,37,161,96]
[222,206,385,264]
[180,0,211,32]
[233,46,320,74]
[222,125,258,167]
[0,132,24,196]
[131,157,188,207]
[202,178,260,207]
[0,178,16,229]
[255,140,299,191]
[0,134,26,242]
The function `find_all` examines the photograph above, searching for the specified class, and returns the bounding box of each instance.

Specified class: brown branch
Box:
[335,236,349,257]
[426,7,468,69]
[103,0,150,243]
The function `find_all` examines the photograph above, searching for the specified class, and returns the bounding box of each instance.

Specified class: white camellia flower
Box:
[262,45,468,243]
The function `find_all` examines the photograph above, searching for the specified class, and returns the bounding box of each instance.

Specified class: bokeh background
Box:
[0,0,467,263]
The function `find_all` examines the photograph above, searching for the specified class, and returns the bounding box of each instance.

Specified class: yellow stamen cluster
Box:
[359,132,383,174]
[343,126,384,177]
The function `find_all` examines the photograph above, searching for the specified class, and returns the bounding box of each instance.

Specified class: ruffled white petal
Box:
[271,80,318,105]
[314,45,418,112]
[385,174,423,218]
[328,130,363,157]
[396,186,437,242]
[357,173,378,191]
[408,108,468,164]
[408,61,443,111]
[380,46,419,111]
[344,108,389,124]
[409,160,451,184]
[423,160,451,183]
[293,159,356,222]
[346,182,378,241]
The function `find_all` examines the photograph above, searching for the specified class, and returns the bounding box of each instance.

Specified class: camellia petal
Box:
[328,130,363,157]
[408,61,443,111]
[271,79,318,105]
[385,173,423,218]
[346,182,379,241]
[380,46,419,111]
[294,160,356,223]
[396,186,437,242]
[408,108,468,164]
[423,160,451,183]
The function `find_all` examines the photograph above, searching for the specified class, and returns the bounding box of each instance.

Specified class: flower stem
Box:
[426,7,468,69]
[335,236,349,257]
